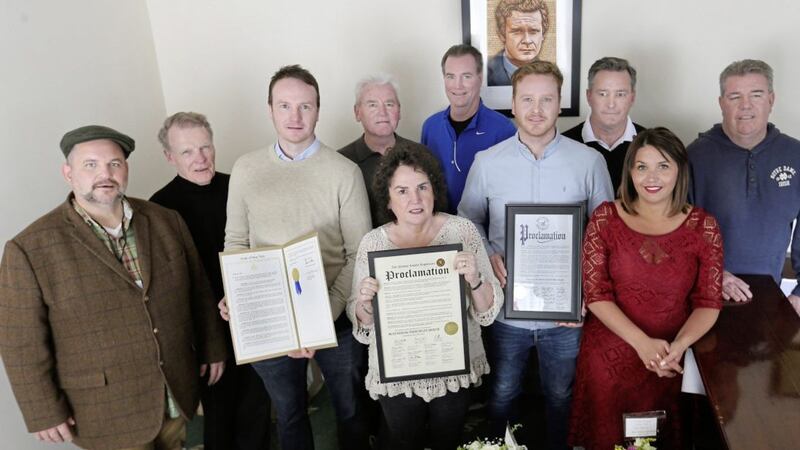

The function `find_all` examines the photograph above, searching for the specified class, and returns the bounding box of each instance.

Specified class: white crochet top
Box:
[346,214,504,401]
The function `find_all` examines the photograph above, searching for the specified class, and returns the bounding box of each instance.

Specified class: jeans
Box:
[378,388,471,450]
[251,326,370,450]
[487,321,581,450]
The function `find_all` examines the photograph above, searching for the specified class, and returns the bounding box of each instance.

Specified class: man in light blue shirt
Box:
[459,61,612,449]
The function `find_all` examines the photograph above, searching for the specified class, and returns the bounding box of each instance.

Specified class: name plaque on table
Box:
[504,203,585,321]
[368,244,469,383]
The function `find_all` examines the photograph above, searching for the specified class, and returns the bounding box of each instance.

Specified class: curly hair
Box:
[373,143,448,224]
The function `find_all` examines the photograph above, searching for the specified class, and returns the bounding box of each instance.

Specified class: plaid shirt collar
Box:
[71,196,142,286]
[71,196,133,234]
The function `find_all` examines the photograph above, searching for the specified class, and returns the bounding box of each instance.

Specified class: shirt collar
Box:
[274,138,321,161]
[581,115,637,150]
[353,134,393,162]
[71,196,134,236]
[514,131,562,160]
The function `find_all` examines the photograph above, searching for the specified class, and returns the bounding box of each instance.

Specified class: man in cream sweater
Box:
[225,65,372,450]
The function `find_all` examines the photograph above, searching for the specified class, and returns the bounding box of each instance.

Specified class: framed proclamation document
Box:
[219,233,338,364]
[505,203,585,321]
[368,244,470,383]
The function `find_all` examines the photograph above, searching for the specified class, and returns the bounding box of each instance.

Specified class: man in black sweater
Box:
[150,112,270,450]
[562,57,645,194]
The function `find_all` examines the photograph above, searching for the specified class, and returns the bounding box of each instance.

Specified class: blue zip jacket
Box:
[421,101,516,213]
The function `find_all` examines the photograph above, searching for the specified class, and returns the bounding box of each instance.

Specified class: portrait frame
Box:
[368,244,470,383]
[461,0,582,116]
[504,203,585,321]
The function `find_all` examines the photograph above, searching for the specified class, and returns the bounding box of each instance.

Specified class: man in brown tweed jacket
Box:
[0,125,228,450]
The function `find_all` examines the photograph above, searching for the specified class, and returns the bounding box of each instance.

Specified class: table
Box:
[693,274,800,449]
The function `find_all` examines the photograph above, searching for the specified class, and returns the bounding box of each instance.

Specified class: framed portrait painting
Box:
[461,0,582,116]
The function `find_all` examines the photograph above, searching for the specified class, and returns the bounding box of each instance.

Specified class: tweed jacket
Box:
[0,196,228,450]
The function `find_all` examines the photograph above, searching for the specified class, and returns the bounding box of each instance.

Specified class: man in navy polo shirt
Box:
[688,59,800,316]
[422,44,516,214]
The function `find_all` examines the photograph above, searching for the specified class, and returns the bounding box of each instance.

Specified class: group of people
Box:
[1,38,799,450]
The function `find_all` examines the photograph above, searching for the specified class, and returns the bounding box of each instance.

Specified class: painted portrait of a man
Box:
[487,0,551,86]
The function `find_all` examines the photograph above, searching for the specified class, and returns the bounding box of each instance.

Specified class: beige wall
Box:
[1,0,798,448]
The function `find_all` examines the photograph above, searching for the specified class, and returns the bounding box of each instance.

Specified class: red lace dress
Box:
[568,202,723,450]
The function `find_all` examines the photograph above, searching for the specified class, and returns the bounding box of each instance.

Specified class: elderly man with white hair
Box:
[339,74,433,226]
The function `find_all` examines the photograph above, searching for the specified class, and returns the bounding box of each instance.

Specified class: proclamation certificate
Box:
[220,233,338,364]
[504,204,585,321]
[220,248,299,362]
[368,244,469,383]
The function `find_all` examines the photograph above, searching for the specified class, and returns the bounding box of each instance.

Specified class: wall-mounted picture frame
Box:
[461,0,582,116]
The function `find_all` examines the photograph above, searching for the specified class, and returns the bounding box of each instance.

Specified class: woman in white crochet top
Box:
[346,144,504,450]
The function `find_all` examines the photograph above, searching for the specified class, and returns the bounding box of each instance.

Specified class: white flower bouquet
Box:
[457,424,527,450]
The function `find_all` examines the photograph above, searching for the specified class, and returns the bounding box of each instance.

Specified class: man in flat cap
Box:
[0,125,228,450]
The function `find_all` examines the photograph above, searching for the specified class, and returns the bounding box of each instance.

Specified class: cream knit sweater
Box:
[225,144,371,319]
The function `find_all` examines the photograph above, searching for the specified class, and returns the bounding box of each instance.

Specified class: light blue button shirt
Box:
[458,132,614,330]
[274,138,321,161]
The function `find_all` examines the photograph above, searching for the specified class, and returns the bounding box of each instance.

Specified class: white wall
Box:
[145,0,464,172]
[561,0,800,143]
[1,1,799,448]
[145,0,800,165]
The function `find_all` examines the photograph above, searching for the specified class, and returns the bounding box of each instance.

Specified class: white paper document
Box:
[220,233,337,364]
[512,213,574,312]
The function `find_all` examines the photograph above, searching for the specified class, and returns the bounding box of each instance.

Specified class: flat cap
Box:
[60,125,135,159]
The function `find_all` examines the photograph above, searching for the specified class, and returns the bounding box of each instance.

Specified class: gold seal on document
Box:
[436,258,446,267]
[444,322,459,335]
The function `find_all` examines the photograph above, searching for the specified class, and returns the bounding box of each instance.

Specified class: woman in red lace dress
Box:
[569,127,723,450]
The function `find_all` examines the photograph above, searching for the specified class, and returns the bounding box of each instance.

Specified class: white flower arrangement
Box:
[457,424,527,450]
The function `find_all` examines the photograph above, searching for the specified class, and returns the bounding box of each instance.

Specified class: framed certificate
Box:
[368,244,470,383]
[505,203,585,321]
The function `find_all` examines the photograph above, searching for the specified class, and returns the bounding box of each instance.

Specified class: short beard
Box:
[81,189,124,205]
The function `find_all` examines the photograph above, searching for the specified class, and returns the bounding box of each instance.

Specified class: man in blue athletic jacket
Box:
[421,44,516,214]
